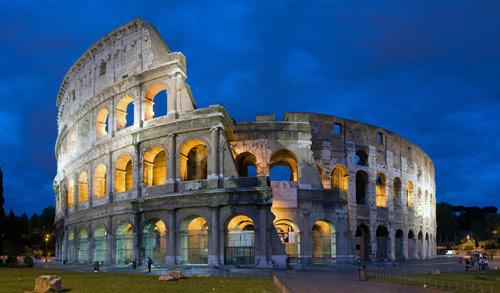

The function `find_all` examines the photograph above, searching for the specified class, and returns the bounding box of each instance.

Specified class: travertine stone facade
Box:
[54,19,436,268]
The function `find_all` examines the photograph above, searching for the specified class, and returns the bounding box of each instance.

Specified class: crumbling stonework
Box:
[54,19,436,268]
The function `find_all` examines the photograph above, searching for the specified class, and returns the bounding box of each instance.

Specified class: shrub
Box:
[5,255,17,267]
[463,244,474,251]
[23,256,34,267]
[0,258,3,266]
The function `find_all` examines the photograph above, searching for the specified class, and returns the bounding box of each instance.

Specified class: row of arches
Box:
[64,215,338,265]
[65,141,209,209]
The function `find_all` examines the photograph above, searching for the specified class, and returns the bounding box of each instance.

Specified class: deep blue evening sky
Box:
[0,1,499,215]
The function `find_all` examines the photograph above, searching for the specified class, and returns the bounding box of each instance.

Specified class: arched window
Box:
[225,215,255,265]
[115,155,133,192]
[355,224,370,261]
[143,219,167,265]
[375,173,387,207]
[407,181,414,207]
[354,149,368,166]
[78,172,88,204]
[180,216,208,264]
[270,149,298,181]
[395,229,404,261]
[376,226,389,260]
[93,164,107,198]
[332,165,348,199]
[116,222,133,265]
[96,108,109,138]
[143,147,166,186]
[393,177,402,207]
[355,171,368,205]
[77,228,88,263]
[312,221,336,262]
[67,178,75,209]
[180,140,207,181]
[235,152,257,177]
[408,230,416,260]
[274,219,300,261]
[93,226,107,264]
[144,85,167,121]
[115,96,134,130]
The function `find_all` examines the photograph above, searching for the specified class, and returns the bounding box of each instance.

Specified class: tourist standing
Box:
[147,257,153,273]
[465,258,471,272]
[478,257,484,271]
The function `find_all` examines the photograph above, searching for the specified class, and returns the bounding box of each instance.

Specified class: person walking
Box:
[147,257,153,273]
[478,257,484,271]
[465,258,472,272]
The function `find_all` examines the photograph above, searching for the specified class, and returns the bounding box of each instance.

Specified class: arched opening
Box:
[425,233,430,259]
[144,85,167,121]
[355,171,368,205]
[93,164,107,198]
[274,219,300,262]
[93,225,107,264]
[355,224,370,261]
[312,221,336,263]
[235,152,257,177]
[225,215,255,265]
[115,96,134,130]
[78,172,88,204]
[393,177,402,207]
[407,181,414,207]
[116,222,133,265]
[375,173,387,207]
[417,231,423,259]
[78,228,88,263]
[143,219,167,266]
[67,179,75,209]
[395,229,404,261]
[180,140,207,181]
[270,149,298,181]
[332,165,348,199]
[96,108,109,139]
[180,216,208,264]
[354,149,368,166]
[376,226,389,261]
[67,231,75,262]
[143,147,166,186]
[115,155,133,192]
[408,230,416,260]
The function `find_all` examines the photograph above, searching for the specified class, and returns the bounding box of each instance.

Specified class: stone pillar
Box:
[370,224,377,261]
[403,228,409,260]
[107,217,114,264]
[134,143,142,198]
[133,212,142,264]
[389,227,396,261]
[88,165,93,208]
[107,153,113,203]
[208,126,221,187]
[62,226,68,263]
[167,134,178,191]
[300,211,313,264]
[208,206,220,266]
[110,97,116,137]
[166,209,177,266]
[88,223,94,264]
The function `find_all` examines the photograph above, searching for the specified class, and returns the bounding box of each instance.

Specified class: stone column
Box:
[370,224,377,261]
[110,96,116,137]
[88,165,94,208]
[134,142,142,198]
[62,226,68,263]
[107,153,114,203]
[107,217,114,264]
[208,206,220,266]
[166,134,178,191]
[389,226,396,261]
[208,126,221,187]
[88,223,94,264]
[133,212,142,264]
[300,211,313,264]
[166,209,177,266]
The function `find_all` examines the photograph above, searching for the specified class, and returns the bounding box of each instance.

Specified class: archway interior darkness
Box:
[143,220,167,266]
[116,223,133,265]
[180,140,208,181]
[235,152,257,177]
[393,177,402,207]
[78,228,88,263]
[354,149,368,166]
[180,216,208,264]
[376,226,389,261]
[225,215,255,265]
[270,150,298,181]
[144,85,167,121]
[312,221,336,263]
[355,171,368,205]
[355,224,370,261]
[143,147,166,186]
[93,226,107,264]
[274,219,300,261]
[408,230,416,260]
[395,229,404,261]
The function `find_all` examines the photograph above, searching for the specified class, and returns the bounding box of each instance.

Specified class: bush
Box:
[5,255,17,267]
[463,244,474,251]
[23,256,34,267]
[0,258,3,267]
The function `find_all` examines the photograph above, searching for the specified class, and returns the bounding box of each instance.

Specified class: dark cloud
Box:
[0,0,499,214]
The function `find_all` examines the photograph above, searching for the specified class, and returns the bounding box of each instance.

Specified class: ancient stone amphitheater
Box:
[53,19,436,268]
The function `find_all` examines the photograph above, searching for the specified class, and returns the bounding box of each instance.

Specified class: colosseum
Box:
[53,19,436,269]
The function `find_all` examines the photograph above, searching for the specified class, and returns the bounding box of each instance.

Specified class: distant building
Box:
[53,19,436,267]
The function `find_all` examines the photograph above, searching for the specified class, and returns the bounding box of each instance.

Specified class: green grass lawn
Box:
[370,270,500,293]
[0,268,277,293]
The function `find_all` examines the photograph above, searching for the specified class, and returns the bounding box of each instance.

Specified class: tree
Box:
[436,203,459,244]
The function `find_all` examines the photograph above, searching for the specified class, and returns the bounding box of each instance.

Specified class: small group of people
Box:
[464,254,490,272]
[478,256,489,271]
